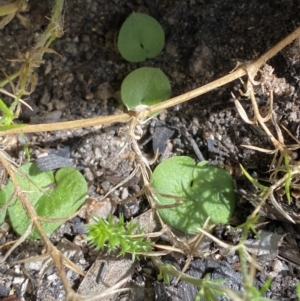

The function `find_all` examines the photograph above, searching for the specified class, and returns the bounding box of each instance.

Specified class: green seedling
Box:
[240,164,297,222]
[151,156,236,234]
[0,96,27,130]
[0,96,23,128]
[121,67,171,111]
[195,274,228,301]
[87,214,153,259]
[0,98,15,126]
[153,257,228,300]
[118,12,165,63]
[0,162,87,239]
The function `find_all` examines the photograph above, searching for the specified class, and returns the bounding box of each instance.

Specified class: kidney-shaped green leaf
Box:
[3,163,87,239]
[3,162,54,231]
[121,67,171,111]
[118,12,165,62]
[151,156,236,234]
[30,167,87,239]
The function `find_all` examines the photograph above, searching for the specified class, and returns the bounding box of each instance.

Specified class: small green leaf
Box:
[0,163,87,239]
[151,156,236,234]
[2,162,54,233]
[30,167,87,239]
[121,67,171,111]
[118,12,165,62]
[0,193,7,224]
[297,283,300,301]
[0,98,13,116]
[5,162,53,208]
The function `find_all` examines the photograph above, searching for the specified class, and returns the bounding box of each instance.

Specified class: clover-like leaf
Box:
[118,12,165,62]
[0,163,87,239]
[121,67,171,111]
[151,156,236,234]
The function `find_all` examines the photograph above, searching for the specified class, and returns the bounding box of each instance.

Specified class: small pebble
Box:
[100,181,111,192]
[272,259,283,274]
[95,82,113,100]
[85,92,94,100]
[0,222,10,234]
[121,188,129,200]
[44,110,63,123]
[0,284,9,297]
[24,261,43,271]
[47,274,58,281]
[12,277,24,285]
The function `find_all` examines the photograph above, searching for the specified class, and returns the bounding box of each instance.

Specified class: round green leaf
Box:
[151,156,236,234]
[30,167,87,239]
[3,163,87,239]
[5,162,54,236]
[121,67,171,110]
[118,12,165,62]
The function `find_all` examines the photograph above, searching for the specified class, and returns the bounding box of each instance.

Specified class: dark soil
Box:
[0,0,300,300]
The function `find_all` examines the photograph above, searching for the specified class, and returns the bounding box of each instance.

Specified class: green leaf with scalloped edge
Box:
[121,67,171,111]
[151,156,236,234]
[0,163,87,239]
[118,12,165,62]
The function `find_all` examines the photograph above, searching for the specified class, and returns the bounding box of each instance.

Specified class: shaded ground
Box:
[0,0,300,300]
